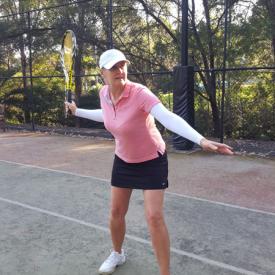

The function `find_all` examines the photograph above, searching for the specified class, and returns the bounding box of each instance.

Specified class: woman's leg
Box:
[110,186,132,252]
[144,190,170,275]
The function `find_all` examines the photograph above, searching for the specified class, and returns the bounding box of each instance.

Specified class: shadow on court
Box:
[0,132,274,275]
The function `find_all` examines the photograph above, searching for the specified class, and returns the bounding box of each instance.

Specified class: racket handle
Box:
[67,91,72,103]
[65,90,73,117]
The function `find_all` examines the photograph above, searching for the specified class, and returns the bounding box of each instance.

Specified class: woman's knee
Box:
[110,187,132,220]
[110,205,128,220]
[145,210,165,228]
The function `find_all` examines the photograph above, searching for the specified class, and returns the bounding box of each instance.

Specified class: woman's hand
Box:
[200,138,234,155]
[65,101,77,116]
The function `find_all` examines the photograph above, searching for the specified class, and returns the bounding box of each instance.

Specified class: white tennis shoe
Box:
[98,249,126,274]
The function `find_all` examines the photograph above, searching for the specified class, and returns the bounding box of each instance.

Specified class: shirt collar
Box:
[103,81,131,104]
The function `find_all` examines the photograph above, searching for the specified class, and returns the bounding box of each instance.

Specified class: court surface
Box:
[0,132,275,275]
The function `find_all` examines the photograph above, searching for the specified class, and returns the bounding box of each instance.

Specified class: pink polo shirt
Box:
[99,81,166,163]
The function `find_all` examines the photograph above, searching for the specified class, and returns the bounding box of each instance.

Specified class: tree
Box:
[0,0,53,122]
[261,0,275,64]
[0,0,273,139]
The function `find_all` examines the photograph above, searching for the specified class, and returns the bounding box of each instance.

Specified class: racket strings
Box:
[60,30,77,77]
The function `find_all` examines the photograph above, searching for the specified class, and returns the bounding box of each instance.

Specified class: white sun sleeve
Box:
[75,108,104,122]
[150,103,204,145]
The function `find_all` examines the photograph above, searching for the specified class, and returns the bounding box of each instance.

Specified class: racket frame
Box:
[60,30,77,116]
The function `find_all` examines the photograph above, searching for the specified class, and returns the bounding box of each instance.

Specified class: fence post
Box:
[27,11,35,131]
[220,0,229,143]
[181,0,188,66]
[108,0,113,49]
[172,0,195,150]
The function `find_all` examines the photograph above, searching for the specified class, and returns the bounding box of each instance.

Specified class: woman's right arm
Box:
[75,109,104,122]
[65,101,104,122]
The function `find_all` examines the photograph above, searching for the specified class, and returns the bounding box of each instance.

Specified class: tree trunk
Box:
[208,72,220,137]
[19,36,30,123]
[74,4,85,128]
[74,44,83,128]
[18,1,30,123]
[74,49,83,102]
[209,96,220,137]
[263,0,275,64]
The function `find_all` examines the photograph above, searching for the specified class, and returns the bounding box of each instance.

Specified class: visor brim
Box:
[102,59,130,69]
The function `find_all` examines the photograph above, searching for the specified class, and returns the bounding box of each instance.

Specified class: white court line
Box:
[1,159,275,218]
[0,159,110,182]
[0,196,262,275]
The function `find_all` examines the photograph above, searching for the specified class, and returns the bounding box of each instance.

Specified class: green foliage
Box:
[158,92,173,110]
[0,0,274,140]
[194,72,275,140]
[194,94,213,137]
[226,76,275,140]
[3,85,65,126]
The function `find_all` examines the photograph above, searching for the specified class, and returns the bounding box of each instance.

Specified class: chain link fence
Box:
[0,0,274,143]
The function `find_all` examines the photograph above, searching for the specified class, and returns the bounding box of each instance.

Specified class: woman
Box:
[66,49,233,275]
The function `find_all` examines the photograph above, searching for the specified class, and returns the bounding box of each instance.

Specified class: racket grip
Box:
[67,91,72,103]
[65,91,73,117]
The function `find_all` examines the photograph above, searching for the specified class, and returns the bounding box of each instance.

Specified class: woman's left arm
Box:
[150,103,233,155]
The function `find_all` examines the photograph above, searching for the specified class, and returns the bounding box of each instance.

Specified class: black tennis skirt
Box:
[111,151,168,190]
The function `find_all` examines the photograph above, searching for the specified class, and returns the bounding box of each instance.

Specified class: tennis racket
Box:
[60,30,77,117]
